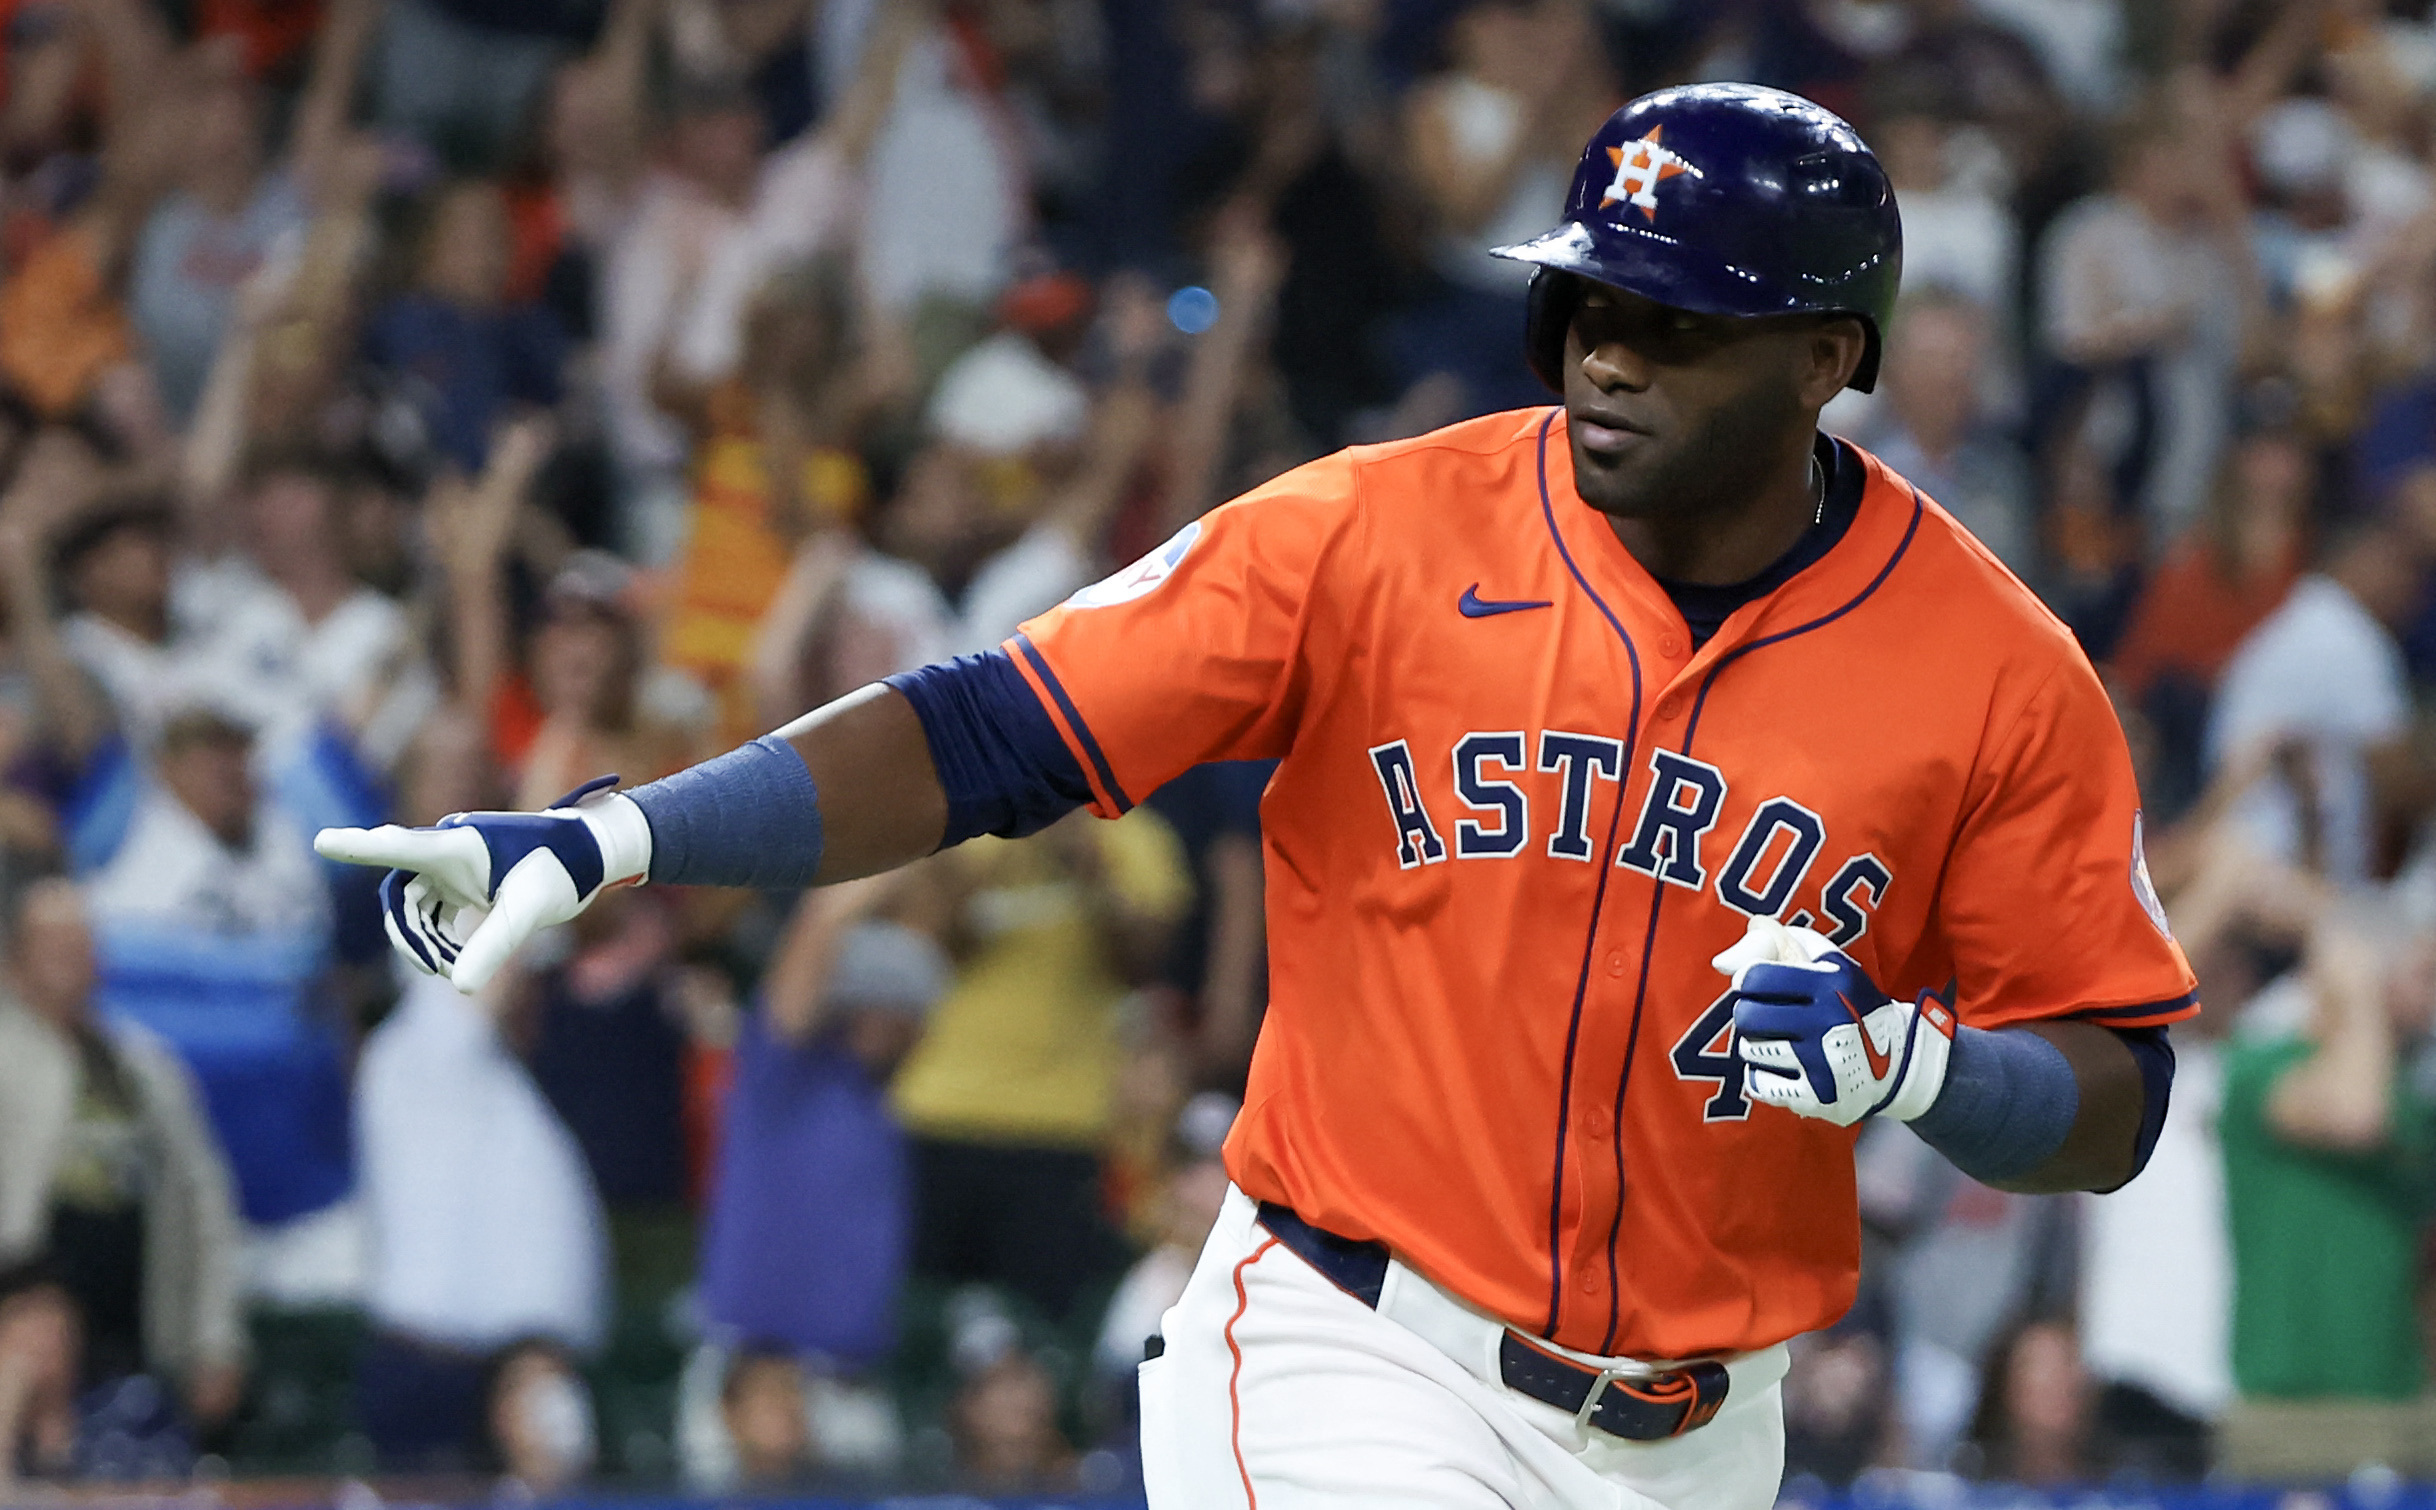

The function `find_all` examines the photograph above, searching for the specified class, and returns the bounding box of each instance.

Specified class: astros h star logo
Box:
[1601,126,1690,220]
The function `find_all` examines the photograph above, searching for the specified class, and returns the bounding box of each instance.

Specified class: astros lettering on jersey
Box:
[1007,408,2196,1361]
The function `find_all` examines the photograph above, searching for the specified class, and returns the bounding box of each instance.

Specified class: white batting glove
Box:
[313,776,654,993]
[1710,916,1955,1127]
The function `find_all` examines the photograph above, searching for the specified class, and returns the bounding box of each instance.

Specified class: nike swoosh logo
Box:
[1459,585,1553,618]
[1841,992,1892,1080]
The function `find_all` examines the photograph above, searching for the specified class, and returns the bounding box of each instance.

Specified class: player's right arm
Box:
[317,454,1360,991]
[1715,639,2197,1196]
[311,687,948,991]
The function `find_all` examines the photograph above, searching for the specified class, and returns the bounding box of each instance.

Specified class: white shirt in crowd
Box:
[1094,1245,1195,1379]
[1421,74,1571,291]
[2078,1038,2234,1421]
[179,558,435,770]
[356,976,607,1354]
[953,523,1091,656]
[1970,0,2129,113]
[2039,194,2242,533]
[2209,574,2411,888]
[857,27,1024,314]
[1900,186,2016,318]
[65,559,435,771]
[83,784,328,942]
[61,612,223,753]
[603,139,861,483]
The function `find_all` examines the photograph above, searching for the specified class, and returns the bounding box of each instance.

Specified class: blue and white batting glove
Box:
[1710,917,1955,1127]
[312,776,654,993]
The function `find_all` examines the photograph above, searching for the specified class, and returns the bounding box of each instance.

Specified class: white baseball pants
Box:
[1138,1187,1789,1510]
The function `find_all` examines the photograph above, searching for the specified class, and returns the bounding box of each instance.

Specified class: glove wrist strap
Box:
[576,792,654,890]
[1879,1000,1954,1123]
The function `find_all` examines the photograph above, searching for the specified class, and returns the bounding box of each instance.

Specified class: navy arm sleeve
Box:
[886,650,1095,846]
[1903,1020,2176,1187]
[2111,1024,2175,1184]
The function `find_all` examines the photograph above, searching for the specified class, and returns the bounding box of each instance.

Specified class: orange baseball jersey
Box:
[1005,407,2196,1361]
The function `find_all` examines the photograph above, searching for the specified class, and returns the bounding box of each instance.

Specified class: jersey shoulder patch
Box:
[2130,810,2171,939]
[1066,521,1201,610]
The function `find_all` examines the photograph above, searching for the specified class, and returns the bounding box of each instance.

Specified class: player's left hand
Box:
[1710,917,1956,1127]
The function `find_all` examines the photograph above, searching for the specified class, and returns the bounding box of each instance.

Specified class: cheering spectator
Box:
[2037,87,2260,535]
[1857,286,2035,576]
[183,449,437,771]
[2076,805,2301,1483]
[510,552,693,811]
[1393,0,1611,415]
[600,74,781,553]
[682,879,945,1486]
[0,879,247,1483]
[654,252,909,734]
[0,0,180,443]
[910,272,1167,656]
[697,882,941,1365]
[1866,101,2016,319]
[0,432,181,766]
[600,1,919,559]
[2209,517,2420,886]
[353,967,607,1471]
[436,417,696,807]
[850,3,1022,328]
[363,178,565,476]
[128,0,374,425]
[2216,902,2436,1480]
[2108,412,2309,817]
[71,703,361,1243]
[892,810,1191,1323]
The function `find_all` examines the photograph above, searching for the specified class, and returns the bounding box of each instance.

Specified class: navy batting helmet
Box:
[1493,83,1902,394]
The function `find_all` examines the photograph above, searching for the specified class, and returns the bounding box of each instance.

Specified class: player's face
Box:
[1560,283,1854,523]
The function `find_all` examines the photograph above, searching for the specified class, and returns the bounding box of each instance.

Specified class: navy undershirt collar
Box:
[1652,434,1862,651]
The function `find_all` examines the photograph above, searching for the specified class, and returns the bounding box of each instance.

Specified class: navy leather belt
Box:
[1255,1203,1730,1441]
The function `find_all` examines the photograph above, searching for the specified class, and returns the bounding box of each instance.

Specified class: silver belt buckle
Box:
[1572,1363,1639,1436]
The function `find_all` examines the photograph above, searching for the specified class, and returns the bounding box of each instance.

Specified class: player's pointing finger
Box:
[315,824,458,870]
[316,825,495,906]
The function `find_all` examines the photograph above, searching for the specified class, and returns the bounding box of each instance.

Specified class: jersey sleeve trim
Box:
[2065,991,2201,1027]
[1009,630,1134,814]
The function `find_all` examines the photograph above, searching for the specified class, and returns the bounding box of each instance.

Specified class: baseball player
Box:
[320,85,2193,1509]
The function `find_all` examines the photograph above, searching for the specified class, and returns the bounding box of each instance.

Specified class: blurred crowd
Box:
[0,0,2433,1496]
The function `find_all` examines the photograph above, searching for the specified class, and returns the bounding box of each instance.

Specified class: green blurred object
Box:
[591,1205,697,1480]
[222,1307,368,1474]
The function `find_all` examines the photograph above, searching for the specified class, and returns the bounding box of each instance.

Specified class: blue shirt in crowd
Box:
[364,295,564,474]
[696,1010,908,1368]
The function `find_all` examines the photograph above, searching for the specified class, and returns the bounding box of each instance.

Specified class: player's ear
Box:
[1797,317,1867,407]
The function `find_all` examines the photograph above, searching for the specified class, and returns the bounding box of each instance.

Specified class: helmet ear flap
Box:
[1523,269,1581,395]
[1847,316,1883,393]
